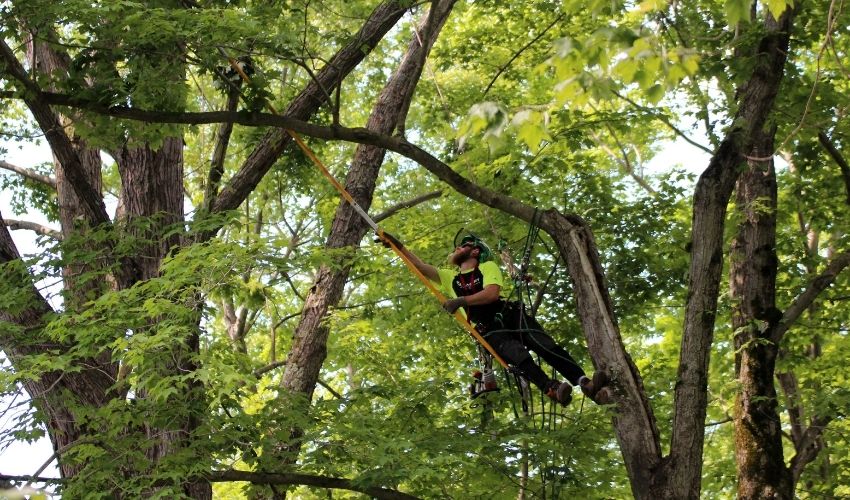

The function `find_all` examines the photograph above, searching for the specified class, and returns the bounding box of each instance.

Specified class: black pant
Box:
[478,303,585,390]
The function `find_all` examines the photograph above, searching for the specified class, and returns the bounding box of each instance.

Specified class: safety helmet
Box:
[454,231,492,262]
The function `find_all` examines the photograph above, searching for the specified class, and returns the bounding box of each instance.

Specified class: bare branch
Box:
[789,415,833,484]
[253,360,287,378]
[250,360,342,398]
[372,190,442,222]
[2,218,62,240]
[770,251,850,344]
[203,88,242,212]
[589,130,658,196]
[0,160,56,188]
[0,471,421,499]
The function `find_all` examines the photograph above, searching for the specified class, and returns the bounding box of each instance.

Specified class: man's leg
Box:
[518,315,614,405]
[483,330,549,390]
[484,329,573,405]
[518,315,586,385]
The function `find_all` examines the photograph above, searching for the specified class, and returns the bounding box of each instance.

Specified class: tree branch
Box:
[0,160,56,188]
[612,90,713,155]
[770,250,850,345]
[483,13,564,96]
[372,190,443,223]
[589,130,658,196]
[23,92,536,220]
[817,130,850,205]
[789,415,833,484]
[0,40,109,225]
[253,360,287,378]
[0,471,421,499]
[211,0,412,217]
[2,218,62,240]
[207,470,420,499]
[203,88,242,212]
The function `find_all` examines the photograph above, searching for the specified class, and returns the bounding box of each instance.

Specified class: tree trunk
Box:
[277,0,457,465]
[730,126,792,498]
[539,210,662,497]
[657,7,797,498]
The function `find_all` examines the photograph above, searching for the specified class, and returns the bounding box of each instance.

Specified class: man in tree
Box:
[381,232,612,406]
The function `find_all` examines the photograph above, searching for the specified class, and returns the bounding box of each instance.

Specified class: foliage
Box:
[0,0,849,498]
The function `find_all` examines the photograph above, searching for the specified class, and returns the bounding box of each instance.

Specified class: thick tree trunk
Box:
[730,127,792,498]
[12,28,120,479]
[13,21,211,497]
[657,8,797,498]
[116,137,185,279]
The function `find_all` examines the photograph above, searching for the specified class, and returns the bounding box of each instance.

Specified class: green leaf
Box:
[646,84,665,104]
[638,0,668,12]
[512,110,551,154]
[724,0,752,25]
[764,0,791,19]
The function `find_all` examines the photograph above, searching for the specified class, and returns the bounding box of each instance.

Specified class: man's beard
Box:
[449,247,472,266]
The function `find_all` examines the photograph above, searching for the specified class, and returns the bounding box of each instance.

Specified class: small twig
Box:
[611,90,713,154]
[253,360,287,378]
[23,436,101,489]
[483,13,565,96]
[372,190,443,223]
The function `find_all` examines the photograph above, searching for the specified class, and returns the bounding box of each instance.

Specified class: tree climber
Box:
[381,232,612,406]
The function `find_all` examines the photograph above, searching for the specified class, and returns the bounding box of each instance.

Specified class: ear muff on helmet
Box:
[454,230,492,262]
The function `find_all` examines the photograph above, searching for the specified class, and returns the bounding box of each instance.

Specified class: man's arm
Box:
[461,284,501,306]
[442,284,500,314]
[378,231,439,282]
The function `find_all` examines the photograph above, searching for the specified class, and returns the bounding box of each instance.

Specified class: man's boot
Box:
[579,371,614,405]
[545,380,573,406]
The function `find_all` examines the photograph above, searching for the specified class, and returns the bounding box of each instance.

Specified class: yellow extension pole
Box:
[221,51,510,370]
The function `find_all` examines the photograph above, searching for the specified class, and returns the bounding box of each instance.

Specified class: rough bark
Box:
[656,7,797,498]
[0,215,115,479]
[730,126,792,499]
[6,19,209,497]
[115,137,185,279]
[7,28,120,480]
[282,0,455,398]
[540,211,661,494]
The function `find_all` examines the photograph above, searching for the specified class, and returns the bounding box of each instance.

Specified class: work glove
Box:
[376,231,403,249]
[442,296,467,314]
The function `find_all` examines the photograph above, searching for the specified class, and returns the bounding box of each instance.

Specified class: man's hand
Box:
[376,231,403,249]
[442,296,467,314]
